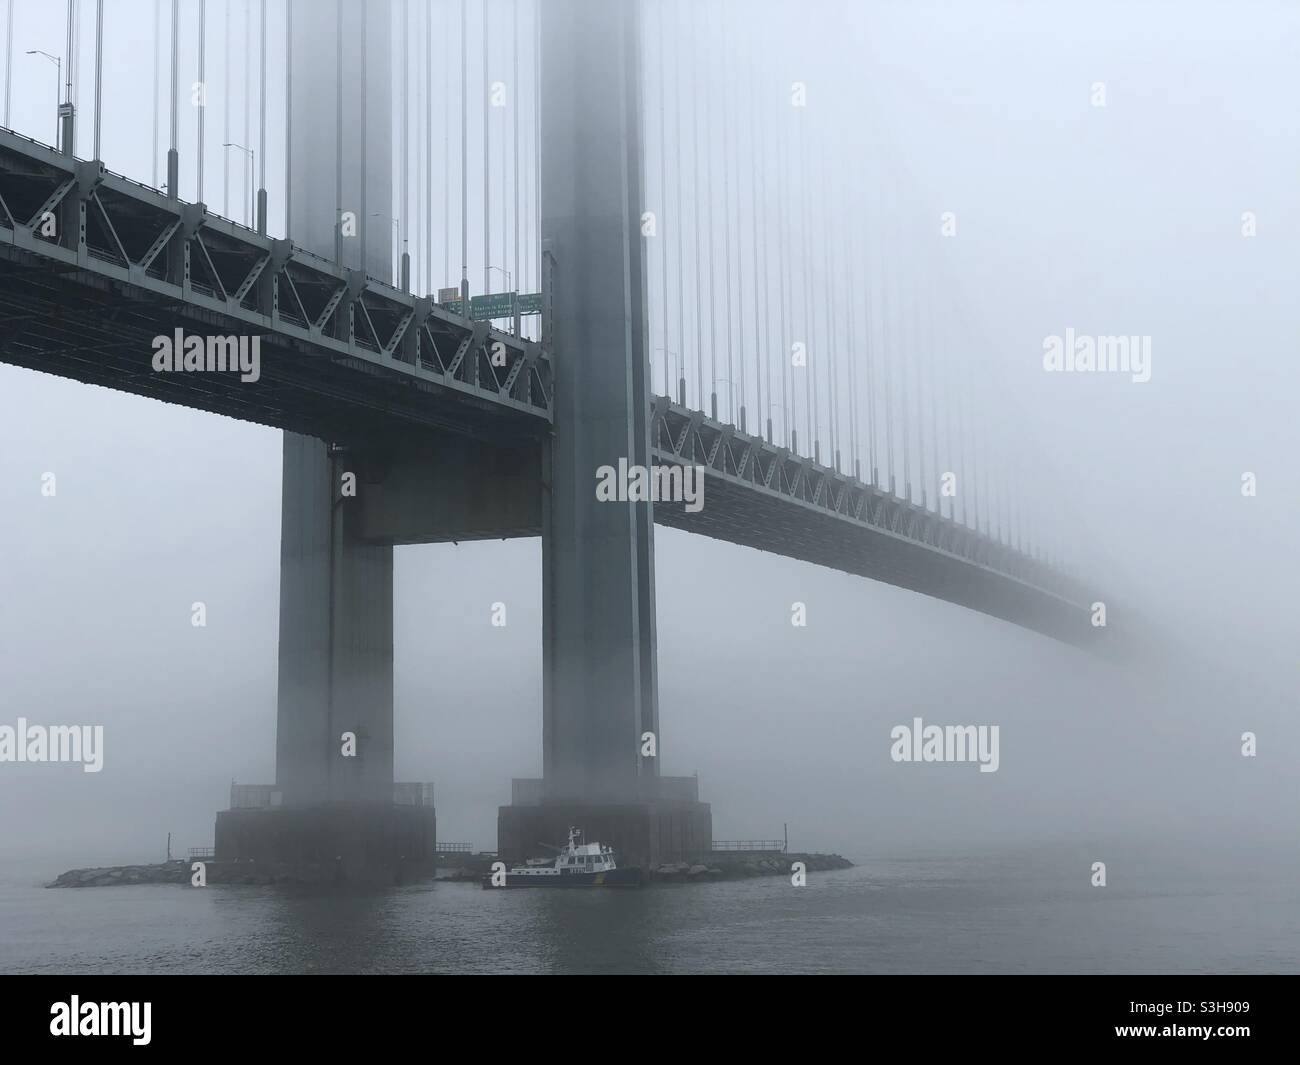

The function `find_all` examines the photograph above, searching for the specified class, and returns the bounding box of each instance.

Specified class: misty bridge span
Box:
[0,0,1097,876]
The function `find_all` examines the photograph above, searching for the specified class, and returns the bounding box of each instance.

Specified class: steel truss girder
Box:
[0,128,552,431]
[649,395,1088,639]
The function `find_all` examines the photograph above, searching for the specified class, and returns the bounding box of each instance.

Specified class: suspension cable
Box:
[720,5,734,424]
[691,2,702,410]
[657,0,669,395]
[749,9,767,440]
[482,0,490,296]
[704,2,716,419]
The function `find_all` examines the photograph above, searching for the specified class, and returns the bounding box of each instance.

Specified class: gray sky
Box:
[1,0,1297,866]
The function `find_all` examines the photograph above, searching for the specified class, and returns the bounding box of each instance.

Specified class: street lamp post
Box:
[717,376,742,431]
[486,265,516,333]
[222,142,254,226]
[767,402,786,449]
[653,347,679,403]
[25,51,61,148]
[370,213,406,287]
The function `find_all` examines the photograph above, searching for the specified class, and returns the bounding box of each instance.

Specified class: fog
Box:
[1,0,1297,871]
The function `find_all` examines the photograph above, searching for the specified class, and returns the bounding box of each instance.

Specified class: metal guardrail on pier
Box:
[711,840,787,853]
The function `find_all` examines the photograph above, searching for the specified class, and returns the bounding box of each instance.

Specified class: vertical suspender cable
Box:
[846,181,859,480]
[731,11,745,430]
[691,4,702,410]
[933,287,946,517]
[500,37,506,302]
[3,0,11,127]
[968,319,980,532]
[533,0,540,338]
[284,0,291,237]
[928,280,941,512]
[65,0,74,116]
[258,0,265,229]
[900,263,912,498]
[74,0,81,131]
[223,0,229,214]
[720,7,734,425]
[197,1,205,200]
[821,133,838,469]
[93,0,102,160]
[776,90,790,449]
[169,0,179,194]
[460,0,468,301]
[704,3,716,419]
[358,0,368,271]
[673,0,684,402]
[401,0,409,282]
[657,0,669,395]
[798,110,814,459]
[152,0,160,186]
[957,307,969,527]
[941,288,954,520]
[482,0,490,296]
[512,3,522,312]
[973,352,984,534]
[333,0,341,260]
[513,0,520,322]
[170,0,178,151]
[864,187,877,484]
[427,2,433,293]
[749,13,767,441]
[881,255,894,493]
[443,0,450,289]
[500,33,506,302]
[242,0,249,221]
[916,283,927,508]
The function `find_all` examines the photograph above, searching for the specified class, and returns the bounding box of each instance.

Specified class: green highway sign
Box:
[470,292,516,320]
[435,291,542,320]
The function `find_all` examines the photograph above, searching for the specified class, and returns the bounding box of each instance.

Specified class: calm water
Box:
[2,844,1297,974]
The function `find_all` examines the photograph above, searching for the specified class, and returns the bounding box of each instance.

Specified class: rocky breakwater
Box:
[48,862,195,887]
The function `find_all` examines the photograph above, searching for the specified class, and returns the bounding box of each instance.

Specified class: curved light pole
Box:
[26,51,61,147]
[223,142,254,226]
[370,213,406,287]
[486,265,515,333]
[716,376,740,429]
[656,347,684,405]
[767,401,785,449]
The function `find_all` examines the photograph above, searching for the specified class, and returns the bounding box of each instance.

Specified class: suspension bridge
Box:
[0,0,1099,877]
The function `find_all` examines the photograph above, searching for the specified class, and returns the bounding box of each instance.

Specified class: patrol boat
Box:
[483,827,643,888]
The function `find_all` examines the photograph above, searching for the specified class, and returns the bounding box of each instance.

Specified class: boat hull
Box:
[482,867,645,889]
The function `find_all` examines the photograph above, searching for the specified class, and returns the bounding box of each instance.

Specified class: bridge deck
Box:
[0,127,551,444]
[0,129,1091,645]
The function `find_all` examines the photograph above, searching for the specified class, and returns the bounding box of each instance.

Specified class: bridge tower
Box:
[214,0,435,880]
[496,0,712,869]
[215,0,709,878]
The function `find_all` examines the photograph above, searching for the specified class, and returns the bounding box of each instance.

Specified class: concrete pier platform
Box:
[214,802,437,885]
[498,778,712,869]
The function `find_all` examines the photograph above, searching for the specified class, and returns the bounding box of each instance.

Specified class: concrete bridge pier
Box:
[496,0,711,871]
[214,0,436,882]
